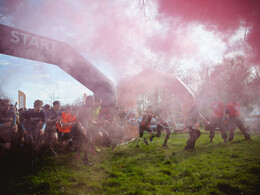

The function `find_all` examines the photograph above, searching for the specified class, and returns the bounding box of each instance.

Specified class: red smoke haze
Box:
[155,0,260,64]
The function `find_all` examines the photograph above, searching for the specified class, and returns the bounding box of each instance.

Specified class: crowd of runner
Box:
[0,96,125,165]
[0,94,251,165]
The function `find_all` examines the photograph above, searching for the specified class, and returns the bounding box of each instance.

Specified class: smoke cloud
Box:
[154,0,260,65]
[0,0,150,79]
[0,0,259,85]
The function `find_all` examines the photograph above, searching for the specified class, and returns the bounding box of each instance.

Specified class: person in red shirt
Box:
[209,98,227,143]
[225,96,250,142]
[137,105,155,147]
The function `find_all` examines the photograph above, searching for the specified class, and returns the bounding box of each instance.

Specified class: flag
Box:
[18,90,26,109]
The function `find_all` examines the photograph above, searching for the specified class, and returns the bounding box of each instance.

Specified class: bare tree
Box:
[45,89,60,105]
[197,55,254,113]
[141,57,184,76]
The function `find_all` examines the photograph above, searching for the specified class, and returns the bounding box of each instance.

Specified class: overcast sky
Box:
[0,0,259,108]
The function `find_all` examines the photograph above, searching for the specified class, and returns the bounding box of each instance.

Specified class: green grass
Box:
[1,131,260,194]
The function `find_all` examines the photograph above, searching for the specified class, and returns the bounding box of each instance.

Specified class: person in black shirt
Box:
[76,96,95,165]
[44,101,61,156]
[20,100,46,155]
[184,104,210,150]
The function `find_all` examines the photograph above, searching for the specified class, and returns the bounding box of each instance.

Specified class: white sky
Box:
[0,55,93,107]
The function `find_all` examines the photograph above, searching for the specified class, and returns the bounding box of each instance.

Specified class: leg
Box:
[209,118,217,142]
[236,116,250,140]
[82,139,92,165]
[219,119,227,143]
[48,132,58,156]
[185,128,201,150]
[149,134,155,142]
[191,128,201,148]
[75,138,82,160]
[27,130,38,163]
[228,117,236,142]
[185,127,194,150]
[137,125,148,147]
[43,129,57,156]
[145,125,153,144]
[156,123,163,137]
[23,132,34,158]
[35,132,45,153]
[162,121,171,147]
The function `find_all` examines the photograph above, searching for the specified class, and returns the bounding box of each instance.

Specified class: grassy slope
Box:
[1,131,260,195]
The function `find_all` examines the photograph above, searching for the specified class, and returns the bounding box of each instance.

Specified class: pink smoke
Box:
[1,0,258,84]
[0,0,151,77]
[146,26,197,59]
[154,0,260,64]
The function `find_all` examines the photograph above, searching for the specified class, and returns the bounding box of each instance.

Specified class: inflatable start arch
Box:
[0,24,116,106]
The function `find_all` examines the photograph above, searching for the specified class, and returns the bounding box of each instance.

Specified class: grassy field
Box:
[1,130,260,195]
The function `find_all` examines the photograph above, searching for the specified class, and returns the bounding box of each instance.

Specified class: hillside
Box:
[1,131,259,194]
